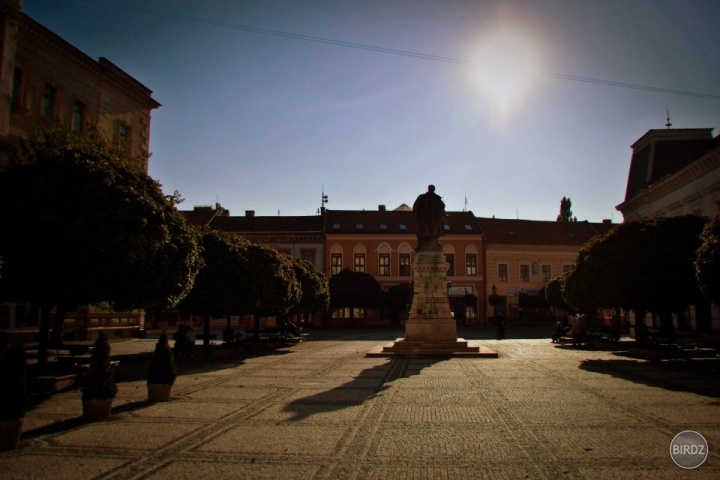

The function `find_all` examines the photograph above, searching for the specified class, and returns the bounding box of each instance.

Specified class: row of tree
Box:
[0,124,329,363]
[545,214,720,336]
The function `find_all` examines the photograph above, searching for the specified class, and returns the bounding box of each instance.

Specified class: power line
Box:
[74,0,720,101]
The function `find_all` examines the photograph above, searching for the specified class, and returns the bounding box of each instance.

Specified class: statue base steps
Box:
[366,338,497,358]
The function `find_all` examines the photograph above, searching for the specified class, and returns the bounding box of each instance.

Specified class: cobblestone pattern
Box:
[1,337,719,479]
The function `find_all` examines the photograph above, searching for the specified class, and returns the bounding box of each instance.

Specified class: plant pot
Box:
[147,383,172,402]
[0,419,23,451]
[83,398,113,421]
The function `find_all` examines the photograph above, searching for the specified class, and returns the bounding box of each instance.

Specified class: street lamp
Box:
[489,284,499,320]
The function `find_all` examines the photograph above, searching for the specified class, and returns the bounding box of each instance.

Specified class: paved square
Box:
[2,332,718,479]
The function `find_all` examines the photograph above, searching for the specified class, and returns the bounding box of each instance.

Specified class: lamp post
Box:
[489,284,499,321]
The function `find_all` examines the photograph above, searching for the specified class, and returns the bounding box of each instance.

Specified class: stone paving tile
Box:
[185,386,276,401]
[145,460,323,480]
[250,403,366,423]
[130,400,245,420]
[196,424,345,455]
[369,424,532,462]
[382,404,500,424]
[2,453,130,480]
[51,421,201,451]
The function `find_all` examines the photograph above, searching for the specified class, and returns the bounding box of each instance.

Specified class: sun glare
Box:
[471,28,539,115]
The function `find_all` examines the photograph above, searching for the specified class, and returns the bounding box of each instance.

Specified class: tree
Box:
[381,282,413,322]
[556,196,577,222]
[545,276,573,314]
[696,213,720,305]
[329,269,383,325]
[564,215,706,337]
[177,231,301,346]
[288,258,330,322]
[0,124,201,363]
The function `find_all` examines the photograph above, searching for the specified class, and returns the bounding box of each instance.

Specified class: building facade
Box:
[616,127,720,335]
[478,218,612,321]
[0,0,160,337]
[616,128,720,220]
[323,208,485,326]
[0,0,160,170]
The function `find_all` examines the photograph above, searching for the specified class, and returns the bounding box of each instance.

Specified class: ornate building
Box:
[616,128,720,219]
[0,0,160,170]
[0,0,160,337]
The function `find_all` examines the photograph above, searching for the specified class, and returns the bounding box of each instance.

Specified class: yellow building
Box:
[0,0,160,338]
[0,0,160,170]
[478,218,612,321]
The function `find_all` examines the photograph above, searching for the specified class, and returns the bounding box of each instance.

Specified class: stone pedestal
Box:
[369,252,496,358]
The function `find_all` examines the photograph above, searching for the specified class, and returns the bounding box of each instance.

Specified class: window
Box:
[331,253,343,275]
[300,249,316,264]
[444,224,451,232]
[118,122,131,147]
[399,253,411,276]
[72,101,85,132]
[498,263,508,282]
[520,264,530,282]
[445,254,455,276]
[356,224,363,230]
[399,224,407,231]
[379,253,390,276]
[380,224,387,230]
[11,69,24,106]
[354,253,365,273]
[465,254,478,276]
[542,264,552,282]
[41,84,55,118]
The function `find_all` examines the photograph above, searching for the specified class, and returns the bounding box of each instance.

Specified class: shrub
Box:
[147,330,177,385]
[82,333,117,401]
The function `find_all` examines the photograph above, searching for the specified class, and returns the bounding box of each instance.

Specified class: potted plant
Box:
[147,330,177,402]
[82,333,117,421]
[0,338,28,451]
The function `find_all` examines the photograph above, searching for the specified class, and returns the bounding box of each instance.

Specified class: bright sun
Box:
[471,28,539,114]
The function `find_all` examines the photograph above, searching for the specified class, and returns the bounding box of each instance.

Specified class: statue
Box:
[412,185,446,252]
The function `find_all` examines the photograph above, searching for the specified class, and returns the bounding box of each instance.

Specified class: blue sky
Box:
[25,0,720,222]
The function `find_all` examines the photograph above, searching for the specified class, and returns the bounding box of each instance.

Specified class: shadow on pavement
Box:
[282,357,443,421]
[578,357,720,398]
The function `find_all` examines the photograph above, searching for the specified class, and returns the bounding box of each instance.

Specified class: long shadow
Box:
[282,357,443,421]
[21,400,154,440]
[578,357,720,398]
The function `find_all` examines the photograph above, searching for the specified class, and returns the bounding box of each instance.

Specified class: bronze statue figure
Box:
[412,185,446,252]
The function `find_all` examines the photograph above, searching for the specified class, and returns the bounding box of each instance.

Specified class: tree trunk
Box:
[50,304,67,347]
[37,302,52,365]
[253,315,260,341]
[203,314,211,355]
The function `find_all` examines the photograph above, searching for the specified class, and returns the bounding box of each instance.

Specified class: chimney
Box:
[378,205,386,212]
[602,219,612,224]
[245,210,255,218]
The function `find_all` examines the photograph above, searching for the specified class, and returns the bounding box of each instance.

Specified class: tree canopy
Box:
[289,258,330,318]
[563,215,707,315]
[177,231,302,342]
[0,124,201,358]
[696,213,720,305]
[556,196,577,222]
[329,269,383,310]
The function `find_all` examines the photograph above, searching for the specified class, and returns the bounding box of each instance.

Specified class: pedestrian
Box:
[496,313,505,340]
[571,314,586,347]
[551,320,565,343]
[173,323,187,358]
